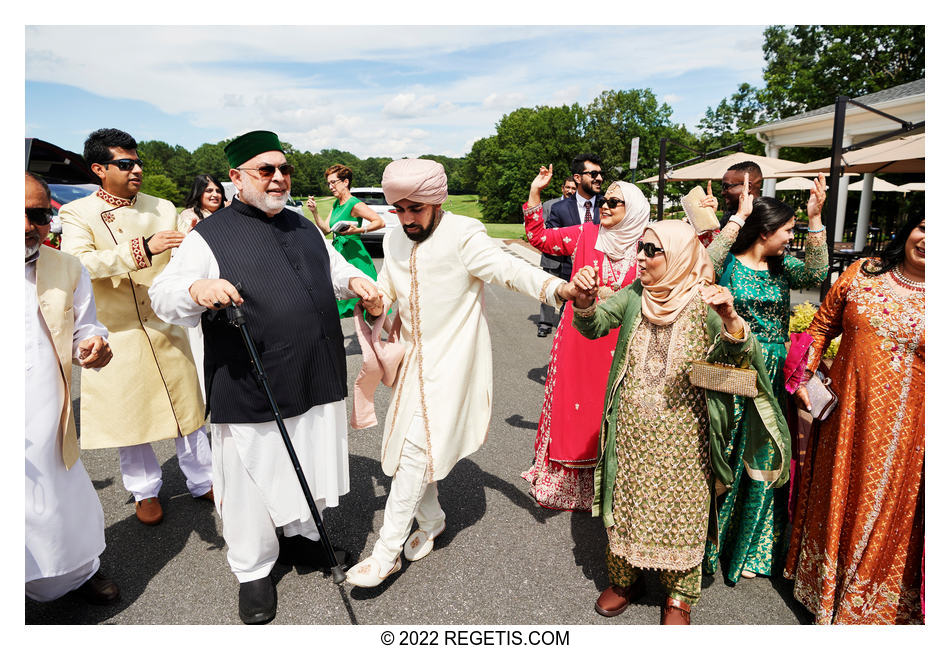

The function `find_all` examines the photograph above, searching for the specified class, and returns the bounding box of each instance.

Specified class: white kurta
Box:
[376,212,564,481]
[149,228,370,522]
[25,257,107,582]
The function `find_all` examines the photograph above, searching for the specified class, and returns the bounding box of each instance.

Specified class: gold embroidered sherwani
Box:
[60,189,205,449]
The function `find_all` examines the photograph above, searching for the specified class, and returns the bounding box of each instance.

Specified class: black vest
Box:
[195,199,347,423]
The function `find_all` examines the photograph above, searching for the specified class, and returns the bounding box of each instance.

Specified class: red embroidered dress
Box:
[520,202,637,510]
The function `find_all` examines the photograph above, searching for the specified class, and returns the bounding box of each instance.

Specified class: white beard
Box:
[25,241,41,259]
[240,185,288,214]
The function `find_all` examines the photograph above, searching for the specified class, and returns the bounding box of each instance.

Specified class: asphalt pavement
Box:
[26,241,813,628]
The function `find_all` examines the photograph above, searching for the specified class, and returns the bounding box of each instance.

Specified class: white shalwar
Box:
[25,257,106,598]
[149,228,369,581]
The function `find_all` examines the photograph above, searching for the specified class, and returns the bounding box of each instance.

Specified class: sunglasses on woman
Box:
[595,196,625,209]
[637,240,664,258]
[26,207,54,226]
[238,163,295,179]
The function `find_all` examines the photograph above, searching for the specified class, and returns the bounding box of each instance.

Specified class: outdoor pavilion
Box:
[746,78,924,251]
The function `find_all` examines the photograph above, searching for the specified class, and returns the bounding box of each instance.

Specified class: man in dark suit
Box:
[536,177,575,337]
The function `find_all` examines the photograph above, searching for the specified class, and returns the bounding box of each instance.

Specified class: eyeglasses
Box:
[595,196,625,209]
[327,178,343,187]
[637,240,665,258]
[101,158,144,172]
[580,170,605,179]
[237,163,295,179]
[26,207,54,226]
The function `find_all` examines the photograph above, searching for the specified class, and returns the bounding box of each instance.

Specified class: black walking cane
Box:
[226,286,347,585]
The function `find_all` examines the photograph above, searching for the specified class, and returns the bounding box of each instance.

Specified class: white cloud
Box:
[25,25,768,158]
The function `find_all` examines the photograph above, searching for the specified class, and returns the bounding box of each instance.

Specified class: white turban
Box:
[381,158,448,206]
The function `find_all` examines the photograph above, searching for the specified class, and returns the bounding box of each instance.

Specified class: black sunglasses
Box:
[237,163,295,179]
[595,196,625,209]
[26,207,54,226]
[637,240,665,258]
[101,158,145,172]
[580,170,605,179]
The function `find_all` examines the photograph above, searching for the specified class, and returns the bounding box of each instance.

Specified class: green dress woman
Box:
[702,174,827,582]
[310,164,385,318]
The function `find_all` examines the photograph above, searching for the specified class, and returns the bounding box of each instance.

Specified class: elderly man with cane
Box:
[346,158,581,588]
[150,130,381,624]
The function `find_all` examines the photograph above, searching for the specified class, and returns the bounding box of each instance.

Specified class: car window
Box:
[49,184,97,205]
[352,192,389,206]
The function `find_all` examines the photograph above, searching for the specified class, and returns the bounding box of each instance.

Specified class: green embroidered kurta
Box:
[703,228,828,581]
[329,196,378,318]
[574,281,791,582]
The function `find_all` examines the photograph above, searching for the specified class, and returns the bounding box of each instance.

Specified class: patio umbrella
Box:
[775,177,817,190]
[897,182,925,192]
[638,152,804,183]
[790,134,924,174]
[847,177,902,192]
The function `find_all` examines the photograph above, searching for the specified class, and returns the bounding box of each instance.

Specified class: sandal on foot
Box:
[345,556,401,588]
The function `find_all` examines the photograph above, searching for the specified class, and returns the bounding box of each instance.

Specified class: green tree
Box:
[696,83,766,156]
[191,142,230,182]
[760,25,924,119]
[475,104,586,222]
[141,173,182,204]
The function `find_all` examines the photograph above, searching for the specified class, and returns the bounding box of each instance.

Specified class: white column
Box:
[854,173,874,251]
[762,143,780,198]
[833,136,852,243]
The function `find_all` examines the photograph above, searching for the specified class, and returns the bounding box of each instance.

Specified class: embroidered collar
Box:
[96,187,137,208]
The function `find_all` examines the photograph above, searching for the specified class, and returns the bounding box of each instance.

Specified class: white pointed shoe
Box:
[403,521,446,562]
[345,556,401,588]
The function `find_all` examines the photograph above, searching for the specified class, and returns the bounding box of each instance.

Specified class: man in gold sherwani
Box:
[61,128,213,526]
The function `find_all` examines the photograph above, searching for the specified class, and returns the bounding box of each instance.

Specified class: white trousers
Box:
[25,557,99,602]
[216,425,322,582]
[371,415,446,565]
[118,426,213,501]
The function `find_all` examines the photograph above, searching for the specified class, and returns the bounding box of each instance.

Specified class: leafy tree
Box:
[696,83,766,156]
[191,142,230,182]
[141,173,181,204]
[760,25,924,119]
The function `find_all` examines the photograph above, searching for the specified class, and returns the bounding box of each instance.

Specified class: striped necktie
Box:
[584,200,592,223]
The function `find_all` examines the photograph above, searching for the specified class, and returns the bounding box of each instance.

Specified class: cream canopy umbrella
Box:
[897,182,925,192]
[638,152,804,183]
[790,134,924,174]
[775,177,817,190]
[847,177,902,192]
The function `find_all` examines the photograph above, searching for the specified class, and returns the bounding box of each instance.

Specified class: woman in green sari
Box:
[308,164,384,317]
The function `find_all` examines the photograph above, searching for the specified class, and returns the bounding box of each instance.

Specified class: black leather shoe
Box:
[74,569,120,605]
[537,327,551,338]
[238,576,276,625]
[277,535,352,571]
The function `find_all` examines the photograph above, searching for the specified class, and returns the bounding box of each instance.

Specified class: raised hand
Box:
[807,173,826,222]
[699,284,743,334]
[735,172,754,219]
[528,164,555,206]
[699,179,719,211]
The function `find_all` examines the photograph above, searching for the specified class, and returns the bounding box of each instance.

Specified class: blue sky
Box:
[26,25,767,159]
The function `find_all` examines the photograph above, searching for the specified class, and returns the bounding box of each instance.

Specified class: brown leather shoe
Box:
[75,569,120,605]
[661,597,691,625]
[135,497,163,525]
[196,487,214,502]
[594,580,646,617]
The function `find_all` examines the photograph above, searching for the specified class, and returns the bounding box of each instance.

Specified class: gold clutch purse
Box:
[689,361,758,398]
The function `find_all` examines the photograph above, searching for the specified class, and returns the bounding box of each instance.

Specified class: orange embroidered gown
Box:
[784,260,924,624]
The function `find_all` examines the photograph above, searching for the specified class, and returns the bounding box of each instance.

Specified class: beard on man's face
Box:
[402,220,435,242]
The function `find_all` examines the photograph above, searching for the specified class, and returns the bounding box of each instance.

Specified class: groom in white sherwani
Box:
[346,158,581,587]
